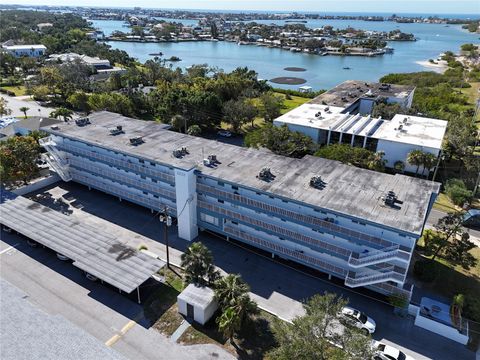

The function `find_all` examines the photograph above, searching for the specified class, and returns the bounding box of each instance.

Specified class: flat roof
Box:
[0,191,165,293]
[273,104,447,149]
[3,45,47,50]
[178,284,215,310]
[309,80,415,108]
[43,111,440,235]
[374,114,447,149]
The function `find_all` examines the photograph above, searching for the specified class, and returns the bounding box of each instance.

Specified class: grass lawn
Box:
[458,82,480,124]
[142,266,185,336]
[1,85,27,96]
[177,310,278,360]
[433,193,462,213]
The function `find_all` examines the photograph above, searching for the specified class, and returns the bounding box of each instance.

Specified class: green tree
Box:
[50,107,74,122]
[445,179,473,206]
[87,93,134,117]
[421,152,437,177]
[245,124,315,158]
[270,292,373,360]
[0,136,41,185]
[180,242,220,286]
[260,92,283,122]
[432,212,465,260]
[214,274,257,322]
[216,307,241,348]
[187,124,201,136]
[367,151,386,172]
[19,106,29,118]
[394,160,405,173]
[0,98,12,116]
[407,149,424,176]
[67,91,90,113]
[445,232,477,270]
[170,114,186,132]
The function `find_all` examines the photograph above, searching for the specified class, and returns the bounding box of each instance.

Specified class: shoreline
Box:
[415,59,448,73]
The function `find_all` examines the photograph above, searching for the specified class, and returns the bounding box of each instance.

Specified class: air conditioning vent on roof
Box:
[173,147,189,158]
[129,136,144,146]
[310,176,326,189]
[382,190,397,206]
[75,118,90,127]
[109,125,124,135]
[257,167,274,181]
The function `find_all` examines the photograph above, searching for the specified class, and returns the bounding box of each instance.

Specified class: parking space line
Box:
[105,313,143,347]
[0,244,19,255]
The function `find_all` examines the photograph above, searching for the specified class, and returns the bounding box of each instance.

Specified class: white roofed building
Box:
[2,45,47,58]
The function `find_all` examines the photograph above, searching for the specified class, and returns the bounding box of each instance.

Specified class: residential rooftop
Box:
[44,111,440,235]
[309,80,415,108]
[273,103,447,149]
[2,44,47,50]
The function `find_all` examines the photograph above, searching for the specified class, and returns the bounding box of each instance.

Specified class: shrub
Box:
[464,293,480,322]
[445,178,473,206]
[413,260,438,282]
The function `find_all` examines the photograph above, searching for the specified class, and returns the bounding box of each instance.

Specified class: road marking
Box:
[0,244,19,255]
[105,313,143,347]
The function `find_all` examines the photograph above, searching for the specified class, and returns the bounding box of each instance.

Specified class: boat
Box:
[343,67,351,70]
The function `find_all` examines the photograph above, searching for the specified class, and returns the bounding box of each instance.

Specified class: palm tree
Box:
[19,106,29,119]
[50,107,74,122]
[394,160,405,173]
[407,149,424,176]
[214,274,257,322]
[180,242,219,286]
[367,151,386,171]
[216,307,241,348]
[421,153,437,178]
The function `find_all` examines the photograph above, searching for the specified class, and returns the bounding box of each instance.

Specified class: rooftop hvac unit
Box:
[257,167,274,181]
[109,125,124,135]
[51,125,59,130]
[310,176,325,189]
[403,117,409,124]
[379,83,391,91]
[315,111,322,118]
[129,136,143,145]
[382,190,397,206]
[173,147,189,158]
[75,117,90,127]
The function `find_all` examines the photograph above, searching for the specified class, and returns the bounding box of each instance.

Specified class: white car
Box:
[373,341,414,360]
[217,130,232,137]
[341,306,376,334]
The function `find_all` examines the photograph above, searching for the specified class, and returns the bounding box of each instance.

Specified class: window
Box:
[150,162,155,166]
[232,185,238,190]
[141,175,146,180]
[143,191,148,195]
[269,195,274,199]
[139,159,145,164]
[152,179,157,183]
[256,192,261,196]
[218,199,224,204]
[153,195,159,199]
[282,199,288,203]
[231,221,238,225]
[218,181,224,186]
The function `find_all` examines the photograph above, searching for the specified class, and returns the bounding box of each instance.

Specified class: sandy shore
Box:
[416,59,448,73]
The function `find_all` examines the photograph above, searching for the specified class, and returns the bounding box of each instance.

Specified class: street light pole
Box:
[159,206,172,268]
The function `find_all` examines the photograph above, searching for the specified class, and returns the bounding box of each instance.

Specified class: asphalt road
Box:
[427,208,480,246]
[0,233,234,360]
[23,182,477,360]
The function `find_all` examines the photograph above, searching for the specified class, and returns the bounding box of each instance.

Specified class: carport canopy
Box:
[0,190,165,294]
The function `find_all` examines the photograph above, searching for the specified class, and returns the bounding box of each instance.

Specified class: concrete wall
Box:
[177,295,218,325]
[12,174,60,196]
[376,139,440,174]
[175,168,198,241]
[414,310,469,345]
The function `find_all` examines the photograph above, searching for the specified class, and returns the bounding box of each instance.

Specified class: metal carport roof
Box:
[0,190,165,293]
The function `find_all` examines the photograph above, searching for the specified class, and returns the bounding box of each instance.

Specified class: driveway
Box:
[1,93,56,118]
[24,181,476,360]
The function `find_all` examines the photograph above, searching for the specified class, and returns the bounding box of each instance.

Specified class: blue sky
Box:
[3,0,479,14]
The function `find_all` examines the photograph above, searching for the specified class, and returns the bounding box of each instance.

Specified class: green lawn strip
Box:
[1,85,27,96]
[433,193,462,213]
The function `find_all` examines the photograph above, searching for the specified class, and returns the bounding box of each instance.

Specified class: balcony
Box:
[42,153,72,182]
[58,142,175,184]
[199,200,351,259]
[197,184,398,250]
[69,158,176,200]
[70,169,175,214]
[224,225,348,278]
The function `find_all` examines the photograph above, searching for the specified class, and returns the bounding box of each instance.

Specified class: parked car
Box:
[56,253,70,261]
[85,272,98,282]
[217,130,232,137]
[373,341,414,360]
[463,209,480,231]
[340,306,376,334]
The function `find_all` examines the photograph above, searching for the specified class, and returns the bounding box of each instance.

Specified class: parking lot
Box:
[2,181,476,360]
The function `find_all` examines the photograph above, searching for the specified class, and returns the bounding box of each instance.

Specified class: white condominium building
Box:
[40,111,440,299]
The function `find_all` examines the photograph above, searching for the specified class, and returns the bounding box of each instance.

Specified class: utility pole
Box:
[159,206,172,268]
